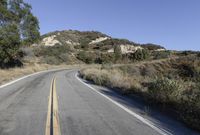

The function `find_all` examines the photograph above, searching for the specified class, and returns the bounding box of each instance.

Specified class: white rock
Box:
[89,37,110,44]
[108,44,143,54]
[41,35,61,46]
[120,45,143,54]
[155,48,166,51]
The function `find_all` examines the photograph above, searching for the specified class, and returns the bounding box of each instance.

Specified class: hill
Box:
[40,30,165,51]
[23,30,166,65]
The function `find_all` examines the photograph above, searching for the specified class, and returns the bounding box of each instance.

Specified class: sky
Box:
[24,0,200,51]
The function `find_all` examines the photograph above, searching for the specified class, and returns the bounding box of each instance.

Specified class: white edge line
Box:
[0,68,66,89]
[75,73,172,135]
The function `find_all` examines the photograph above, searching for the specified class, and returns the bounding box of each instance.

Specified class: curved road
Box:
[0,69,199,135]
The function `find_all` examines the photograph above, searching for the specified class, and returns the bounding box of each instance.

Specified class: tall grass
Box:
[80,56,200,131]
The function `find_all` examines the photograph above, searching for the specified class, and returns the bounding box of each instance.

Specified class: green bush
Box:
[142,44,165,50]
[129,49,150,61]
[177,83,200,130]
[178,64,197,78]
[34,45,72,57]
[99,53,114,64]
[34,45,72,65]
[152,51,171,59]
[77,51,96,64]
[197,52,200,57]
[148,77,180,103]
[114,45,122,62]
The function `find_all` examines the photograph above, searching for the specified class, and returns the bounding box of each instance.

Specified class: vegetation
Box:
[77,51,96,64]
[151,50,171,59]
[148,78,181,103]
[33,45,75,65]
[129,49,150,61]
[0,24,22,68]
[114,45,122,62]
[80,55,200,131]
[0,0,199,132]
[141,43,165,50]
[0,0,40,68]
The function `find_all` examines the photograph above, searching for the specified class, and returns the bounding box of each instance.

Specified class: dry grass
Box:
[0,63,96,86]
[80,55,200,131]
[80,67,143,94]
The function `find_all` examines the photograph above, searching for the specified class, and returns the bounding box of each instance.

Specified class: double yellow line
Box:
[45,77,61,135]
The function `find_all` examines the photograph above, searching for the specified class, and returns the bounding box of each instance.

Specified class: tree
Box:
[0,0,40,68]
[114,45,122,62]
[0,0,13,25]
[9,0,40,44]
[0,24,21,68]
[22,13,40,44]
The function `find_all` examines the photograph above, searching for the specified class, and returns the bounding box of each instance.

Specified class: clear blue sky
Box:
[24,0,200,51]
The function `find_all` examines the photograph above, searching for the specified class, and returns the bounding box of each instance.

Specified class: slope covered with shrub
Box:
[80,55,200,131]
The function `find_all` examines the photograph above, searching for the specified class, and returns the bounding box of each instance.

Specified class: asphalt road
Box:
[0,69,199,135]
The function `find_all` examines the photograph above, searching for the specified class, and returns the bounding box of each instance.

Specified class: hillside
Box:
[40,30,165,51]
[23,30,167,65]
[80,55,200,131]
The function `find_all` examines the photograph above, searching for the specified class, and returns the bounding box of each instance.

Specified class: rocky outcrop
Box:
[108,45,143,54]
[89,37,110,44]
[41,35,61,46]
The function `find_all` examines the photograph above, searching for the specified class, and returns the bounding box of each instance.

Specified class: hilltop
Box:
[40,30,165,52]
[23,30,167,65]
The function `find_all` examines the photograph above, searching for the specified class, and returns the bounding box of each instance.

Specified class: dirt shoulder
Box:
[0,63,96,86]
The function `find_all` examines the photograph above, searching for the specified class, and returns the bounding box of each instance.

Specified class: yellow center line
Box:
[45,77,61,135]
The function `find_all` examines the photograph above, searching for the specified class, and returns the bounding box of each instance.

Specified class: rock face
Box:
[41,35,61,46]
[108,45,143,54]
[89,37,110,44]
[120,45,143,54]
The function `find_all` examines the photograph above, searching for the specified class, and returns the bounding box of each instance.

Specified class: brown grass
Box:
[0,63,97,86]
[80,67,143,94]
[80,55,200,131]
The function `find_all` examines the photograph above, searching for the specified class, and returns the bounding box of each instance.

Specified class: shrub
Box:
[197,52,200,57]
[77,51,96,64]
[129,49,150,61]
[176,59,200,79]
[80,68,142,94]
[34,45,72,57]
[42,56,61,65]
[101,63,113,70]
[114,45,122,62]
[100,53,114,64]
[80,68,110,85]
[177,83,200,130]
[152,51,171,59]
[181,51,195,56]
[178,63,197,78]
[34,45,73,65]
[148,77,181,103]
[142,44,165,50]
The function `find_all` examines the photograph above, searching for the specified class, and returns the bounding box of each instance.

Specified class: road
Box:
[0,69,199,135]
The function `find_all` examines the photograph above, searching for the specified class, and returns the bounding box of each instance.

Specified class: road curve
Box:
[0,69,199,135]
